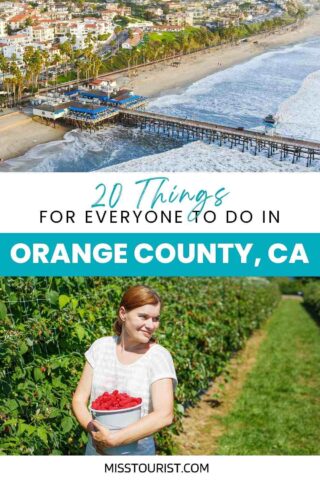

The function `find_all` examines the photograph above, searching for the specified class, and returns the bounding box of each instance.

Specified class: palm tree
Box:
[59,41,74,74]
[8,61,24,103]
[23,46,43,90]
[3,76,14,107]
[41,50,50,86]
[90,53,102,78]
[0,53,8,86]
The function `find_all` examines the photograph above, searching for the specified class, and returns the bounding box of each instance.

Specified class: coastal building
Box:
[186,6,208,23]
[83,19,110,35]
[65,21,84,37]
[9,13,31,30]
[47,3,71,20]
[165,12,194,26]
[167,2,185,11]
[32,25,55,43]
[2,33,28,45]
[88,78,118,95]
[0,2,21,13]
[57,31,84,50]
[101,4,132,17]
[127,20,153,29]
[2,43,25,59]
[100,11,117,23]
[33,102,71,121]
[133,0,151,5]
[122,28,143,49]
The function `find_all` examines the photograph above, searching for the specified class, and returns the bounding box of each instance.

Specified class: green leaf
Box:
[52,376,63,388]
[176,404,185,414]
[74,324,86,342]
[61,417,73,434]
[26,337,33,347]
[59,295,71,309]
[48,408,60,419]
[19,342,28,355]
[60,397,68,410]
[0,302,7,320]
[33,367,43,382]
[37,426,48,445]
[52,449,63,455]
[81,431,88,444]
[46,290,59,305]
[5,399,19,412]
[71,298,79,310]
[17,422,27,435]
[25,425,36,435]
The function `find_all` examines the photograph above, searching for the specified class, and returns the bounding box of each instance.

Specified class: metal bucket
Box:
[90,404,142,455]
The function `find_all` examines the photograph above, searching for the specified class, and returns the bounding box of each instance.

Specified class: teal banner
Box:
[0,233,318,276]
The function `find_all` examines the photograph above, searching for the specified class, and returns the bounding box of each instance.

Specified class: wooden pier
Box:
[118,108,320,166]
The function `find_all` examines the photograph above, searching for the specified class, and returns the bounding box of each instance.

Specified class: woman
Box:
[72,285,178,455]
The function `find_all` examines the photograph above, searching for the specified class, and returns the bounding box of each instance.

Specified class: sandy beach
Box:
[130,12,320,97]
[1,12,320,162]
[0,112,69,161]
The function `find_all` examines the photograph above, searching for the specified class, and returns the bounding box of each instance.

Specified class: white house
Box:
[32,25,55,43]
[73,34,87,50]
[127,20,153,29]
[33,102,69,120]
[89,77,118,95]
[3,33,28,45]
[3,43,25,59]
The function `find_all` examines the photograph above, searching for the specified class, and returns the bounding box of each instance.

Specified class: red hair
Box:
[113,285,162,336]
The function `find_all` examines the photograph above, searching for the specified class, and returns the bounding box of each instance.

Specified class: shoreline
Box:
[130,12,320,98]
[0,113,70,162]
[1,12,320,163]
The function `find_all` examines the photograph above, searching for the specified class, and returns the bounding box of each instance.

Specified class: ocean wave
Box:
[100,141,319,172]
[149,37,320,130]
[276,69,320,142]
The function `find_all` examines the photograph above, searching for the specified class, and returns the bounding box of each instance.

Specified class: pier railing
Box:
[118,108,320,166]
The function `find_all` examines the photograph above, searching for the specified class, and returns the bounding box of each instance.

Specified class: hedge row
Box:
[303,281,320,318]
[0,277,280,455]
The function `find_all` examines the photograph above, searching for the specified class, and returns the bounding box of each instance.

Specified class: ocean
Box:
[2,36,320,172]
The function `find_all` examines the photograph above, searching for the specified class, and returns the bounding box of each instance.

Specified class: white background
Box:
[1,456,320,480]
[0,172,317,232]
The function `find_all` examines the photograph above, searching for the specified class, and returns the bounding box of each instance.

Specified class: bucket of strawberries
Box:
[90,390,142,455]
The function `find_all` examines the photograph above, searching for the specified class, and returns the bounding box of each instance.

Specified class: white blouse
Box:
[84,335,178,455]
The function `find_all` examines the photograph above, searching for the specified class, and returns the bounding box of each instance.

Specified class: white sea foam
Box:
[100,141,319,172]
[276,69,320,142]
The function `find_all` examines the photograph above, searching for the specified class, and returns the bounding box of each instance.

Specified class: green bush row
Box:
[303,281,320,318]
[270,277,304,295]
[0,277,280,455]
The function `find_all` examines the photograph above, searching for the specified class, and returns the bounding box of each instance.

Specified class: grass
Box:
[216,299,320,455]
[57,71,77,84]
[172,326,267,455]
[147,32,178,42]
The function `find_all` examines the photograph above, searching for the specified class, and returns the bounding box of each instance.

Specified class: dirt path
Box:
[173,325,268,455]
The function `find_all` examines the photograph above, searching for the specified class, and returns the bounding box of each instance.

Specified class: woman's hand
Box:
[91,420,118,454]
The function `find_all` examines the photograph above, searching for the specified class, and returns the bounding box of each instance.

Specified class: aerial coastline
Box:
[131,11,320,97]
[1,11,320,163]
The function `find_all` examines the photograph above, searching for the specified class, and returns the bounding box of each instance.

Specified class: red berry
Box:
[92,391,142,410]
